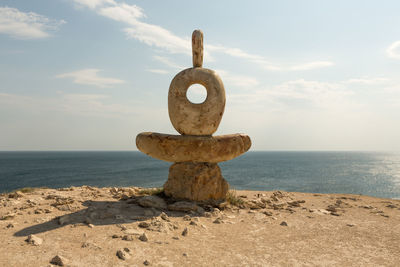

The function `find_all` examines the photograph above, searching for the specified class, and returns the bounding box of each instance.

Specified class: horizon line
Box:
[0,150,399,153]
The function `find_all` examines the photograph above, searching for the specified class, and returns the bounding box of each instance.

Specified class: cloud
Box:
[386,40,400,59]
[215,69,259,88]
[0,7,65,39]
[208,45,280,71]
[0,92,141,118]
[271,79,351,105]
[228,79,354,111]
[343,77,389,84]
[72,0,116,10]
[123,25,190,55]
[61,93,135,116]
[153,55,185,70]
[96,3,190,55]
[71,1,332,72]
[146,69,169,74]
[208,45,333,71]
[288,61,334,71]
[56,69,125,88]
[97,2,145,22]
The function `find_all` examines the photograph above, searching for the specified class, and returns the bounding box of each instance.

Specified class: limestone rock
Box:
[182,215,191,221]
[182,227,188,236]
[8,191,24,199]
[139,233,148,242]
[136,132,251,163]
[81,242,101,250]
[164,162,229,201]
[1,212,16,220]
[192,30,203,68]
[26,234,42,246]
[160,212,170,221]
[168,67,225,135]
[138,222,151,228]
[84,217,93,224]
[263,211,273,216]
[124,229,142,235]
[58,215,70,225]
[167,201,200,212]
[213,218,223,224]
[138,195,167,210]
[50,255,68,266]
[116,249,131,260]
[122,235,134,241]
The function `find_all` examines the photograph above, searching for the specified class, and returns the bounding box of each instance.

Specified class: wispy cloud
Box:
[56,69,125,88]
[146,69,169,74]
[208,45,333,71]
[288,61,334,71]
[271,79,351,107]
[386,40,400,59]
[71,1,333,72]
[61,93,134,116]
[0,92,140,118]
[215,69,259,88]
[72,0,116,10]
[228,79,354,112]
[95,2,191,55]
[343,77,389,84]
[0,7,65,39]
[153,55,185,70]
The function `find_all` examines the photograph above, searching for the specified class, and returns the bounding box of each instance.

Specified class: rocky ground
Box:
[0,186,399,266]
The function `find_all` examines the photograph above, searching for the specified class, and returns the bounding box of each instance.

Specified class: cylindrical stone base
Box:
[163,162,229,201]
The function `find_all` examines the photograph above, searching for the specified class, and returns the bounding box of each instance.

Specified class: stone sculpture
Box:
[136,30,251,201]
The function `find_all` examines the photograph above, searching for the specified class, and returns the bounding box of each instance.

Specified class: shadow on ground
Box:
[13,196,203,237]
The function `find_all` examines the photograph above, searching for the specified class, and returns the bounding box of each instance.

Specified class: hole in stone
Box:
[186,84,207,104]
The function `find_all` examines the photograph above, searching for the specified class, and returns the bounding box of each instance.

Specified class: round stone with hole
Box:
[168,67,226,135]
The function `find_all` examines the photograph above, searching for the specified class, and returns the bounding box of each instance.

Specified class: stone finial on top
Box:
[192,29,203,68]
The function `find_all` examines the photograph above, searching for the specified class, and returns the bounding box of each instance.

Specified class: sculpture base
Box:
[163,162,229,202]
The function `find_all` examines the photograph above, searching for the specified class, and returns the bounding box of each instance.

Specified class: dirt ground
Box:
[1,186,399,267]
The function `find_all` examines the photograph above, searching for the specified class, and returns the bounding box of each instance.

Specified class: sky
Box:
[1,0,400,151]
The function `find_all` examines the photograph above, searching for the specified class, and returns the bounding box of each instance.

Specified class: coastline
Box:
[1,186,399,266]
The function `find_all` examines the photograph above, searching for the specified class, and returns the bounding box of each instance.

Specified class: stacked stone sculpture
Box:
[136,30,251,201]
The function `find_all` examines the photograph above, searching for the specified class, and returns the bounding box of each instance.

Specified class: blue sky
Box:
[1,0,400,151]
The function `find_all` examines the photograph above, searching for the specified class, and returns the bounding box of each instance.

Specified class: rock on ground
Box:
[138,195,167,210]
[25,234,42,246]
[167,201,200,212]
[50,255,68,266]
[116,249,131,260]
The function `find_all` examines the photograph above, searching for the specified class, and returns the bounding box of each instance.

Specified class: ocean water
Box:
[0,151,399,199]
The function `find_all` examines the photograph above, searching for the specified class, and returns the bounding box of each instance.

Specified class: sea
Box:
[0,151,399,199]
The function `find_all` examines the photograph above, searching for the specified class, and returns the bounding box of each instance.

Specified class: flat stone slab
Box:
[136,132,251,163]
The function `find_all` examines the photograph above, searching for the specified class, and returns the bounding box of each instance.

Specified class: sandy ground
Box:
[0,186,399,267]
